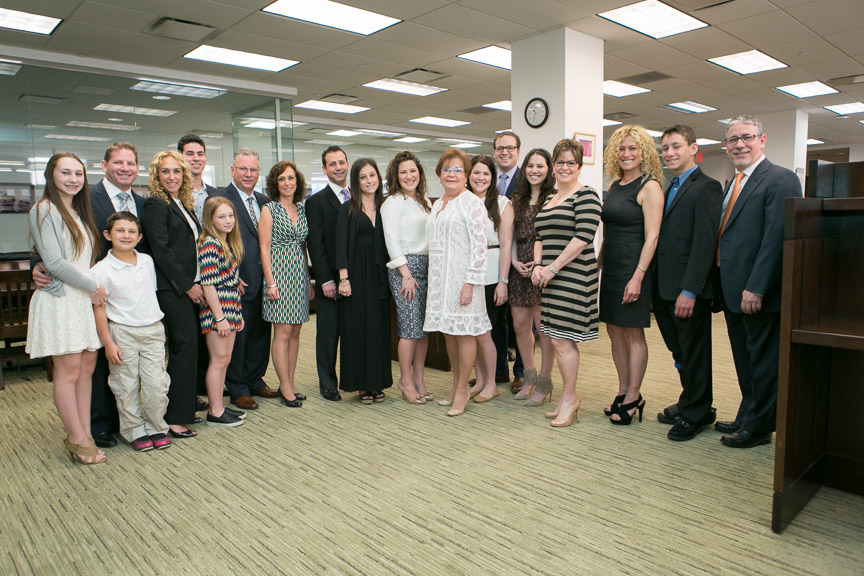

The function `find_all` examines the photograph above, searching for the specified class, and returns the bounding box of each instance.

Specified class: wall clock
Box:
[525,97,549,128]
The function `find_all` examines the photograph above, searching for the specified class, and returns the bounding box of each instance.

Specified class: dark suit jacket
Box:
[306,184,343,296]
[499,166,520,199]
[141,195,200,296]
[90,180,149,257]
[213,183,268,302]
[655,167,723,301]
[717,158,802,314]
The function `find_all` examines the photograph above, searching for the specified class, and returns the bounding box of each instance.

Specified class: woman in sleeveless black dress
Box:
[600,126,664,425]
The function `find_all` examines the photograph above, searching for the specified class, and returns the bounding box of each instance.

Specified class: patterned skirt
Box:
[387,254,429,340]
[199,285,243,334]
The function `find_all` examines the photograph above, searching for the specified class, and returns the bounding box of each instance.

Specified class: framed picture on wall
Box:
[573,132,596,165]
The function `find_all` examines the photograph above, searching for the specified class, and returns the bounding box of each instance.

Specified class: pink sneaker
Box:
[131,436,154,452]
[150,434,171,450]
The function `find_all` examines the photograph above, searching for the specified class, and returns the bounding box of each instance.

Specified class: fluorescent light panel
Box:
[410,116,470,128]
[604,80,650,97]
[483,100,512,112]
[669,101,716,113]
[262,0,400,36]
[824,102,864,115]
[67,121,140,131]
[708,50,787,75]
[243,120,305,129]
[0,62,21,76]
[0,8,61,35]
[646,129,663,138]
[45,134,111,142]
[326,130,363,137]
[355,129,404,137]
[603,119,623,127]
[131,80,226,99]
[696,138,721,146]
[598,0,707,39]
[363,78,446,96]
[458,46,511,70]
[394,137,427,143]
[776,81,837,99]
[184,45,298,72]
[94,104,176,117]
[296,100,369,114]
[807,139,824,145]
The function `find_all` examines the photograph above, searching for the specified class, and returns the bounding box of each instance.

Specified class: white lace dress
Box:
[423,191,491,336]
[26,216,102,358]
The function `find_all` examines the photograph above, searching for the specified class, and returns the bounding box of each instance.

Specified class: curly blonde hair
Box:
[147,150,195,211]
[603,125,664,186]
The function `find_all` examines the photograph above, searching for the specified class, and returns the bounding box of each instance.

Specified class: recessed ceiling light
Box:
[0,62,21,76]
[717,118,732,124]
[604,80,650,97]
[696,138,721,146]
[669,101,716,113]
[45,134,111,142]
[410,116,470,128]
[708,50,787,75]
[483,100,512,112]
[452,142,481,149]
[646,129,663,138]
[152,95,171,101]
[598,0,707,39]
[437,138,482,148]
[307,139,355,146]
[355,129,405,137]
[0,168,11,172]
[244,120,305,129]
[327,130,363,137]
[776,81,838,99]
[296,100,369,114]
[807,139,824,145]
[458,46,511,70]
[94,104,177,117]
[22,123,56,130]
[262,0,400,35]
[362,78,446,96]
[131,80,226,99]
[66,121,140,131]
[825,102,864,115]
[107,117,123,122]
[184,45,298,72]
[603,119,623,127]
[0,8,62,35]
[199,132,224,139]
[858,121,864,127]
[0,160,25,166]
[394,137,427,143]
[495,129,513,134]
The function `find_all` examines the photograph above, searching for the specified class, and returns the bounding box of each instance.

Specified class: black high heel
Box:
[279,389,302,408]
[294,392,306,401]
[603,394,626,416]
[609,395,645,425]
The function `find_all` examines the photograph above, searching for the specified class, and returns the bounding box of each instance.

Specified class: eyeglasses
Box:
[554,161,578,167]
[442,166,465,174]
[494,146,518,153]
[724,134,760,146]
[234,166,259,174]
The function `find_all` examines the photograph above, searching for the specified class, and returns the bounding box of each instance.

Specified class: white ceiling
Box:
[2,0,864,148]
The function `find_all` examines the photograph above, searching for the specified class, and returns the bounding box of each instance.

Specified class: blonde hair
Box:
[147,150,195,211]
[603,125,664,186]
[198,196,244,265]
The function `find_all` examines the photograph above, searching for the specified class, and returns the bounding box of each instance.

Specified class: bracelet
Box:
[636,264,646,273]
[532,261,542,268]
[499,277,509,285]
[549,265,559,275]
[339,278,349,284]
[216,316,226,323]
[402,276,413,282]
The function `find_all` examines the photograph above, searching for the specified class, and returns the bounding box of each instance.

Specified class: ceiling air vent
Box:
[606,111,636,121]
[17,94,68,106]
[618,71,673,85]
[319,93,360,105]
[147,17,216,42]
[394,68,449,84]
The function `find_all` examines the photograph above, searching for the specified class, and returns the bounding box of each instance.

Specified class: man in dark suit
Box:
[654,125,723,442]
[178,133,219,223]
[492,131,523,392]
[715,115,802,448]
[305,145,350,401]
[32,142,148,448]
[213,148,278,410]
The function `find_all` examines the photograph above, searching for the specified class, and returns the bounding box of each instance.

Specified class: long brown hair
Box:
[512,148,555,228]
[197,196,244,265]
[147,150,195,211]
[384,151,431,213]
[348,158,384,217]
[468,155,501,232]
[35,152,100,264]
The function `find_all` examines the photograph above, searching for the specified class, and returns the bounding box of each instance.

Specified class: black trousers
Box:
[156,290,198,426]
[723,308,781,435]
[89,350,119,436]
[653,295,714,423]
[491,303,523,379]
[225,293,271,399]
[315,293,340,392]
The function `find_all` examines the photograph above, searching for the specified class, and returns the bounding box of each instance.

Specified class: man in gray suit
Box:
[715,115,802,448]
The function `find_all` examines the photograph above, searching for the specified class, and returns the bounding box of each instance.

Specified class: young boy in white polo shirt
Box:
[92,212,171,452]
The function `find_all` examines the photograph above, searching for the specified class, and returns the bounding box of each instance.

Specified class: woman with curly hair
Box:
[599,125,664,425]
[141,150,202,438]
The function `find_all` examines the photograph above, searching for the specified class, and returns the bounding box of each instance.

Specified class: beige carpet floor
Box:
[1,317,862,575]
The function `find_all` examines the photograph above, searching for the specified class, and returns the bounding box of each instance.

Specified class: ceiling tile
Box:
[207,30,327,62]
[663,61,738,84]
[343,38,447,68]
[694,0,777,25]
[717,12,814,50]
[660,27,750,60]
[69,2,158,33]
[824,29,864,58]
[46,21,194,61]
[604,55,651,80]
[608,41,698,70]
[412,4,536,44]
[459,0,589,30]
[565,16,647,52]
[786,0,864,35]
[100,0,254,29]
[797,57,864,80]
[373,22,485,56]
[763,36,847,69]
[232,12,360,51]
[304,51,408,78]
[338,0,450,20]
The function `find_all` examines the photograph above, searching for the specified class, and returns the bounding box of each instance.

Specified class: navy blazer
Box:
[306,184,343,295]
[90,180,149,257]
[213,183,268,302]
[716,159,802,314]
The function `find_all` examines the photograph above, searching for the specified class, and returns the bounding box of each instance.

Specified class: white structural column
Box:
[511,28,604,195]
[758,109,809,189]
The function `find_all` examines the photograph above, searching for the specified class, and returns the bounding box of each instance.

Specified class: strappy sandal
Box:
[359,392,374,405]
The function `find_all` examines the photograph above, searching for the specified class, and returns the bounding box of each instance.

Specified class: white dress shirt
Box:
[723,154,766,215]
[380,194,432,269]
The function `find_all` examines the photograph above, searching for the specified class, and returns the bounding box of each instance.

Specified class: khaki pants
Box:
[107,321,170,442]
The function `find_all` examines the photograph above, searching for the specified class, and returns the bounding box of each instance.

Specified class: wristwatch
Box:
[499,277,509,284]
[549,265,559,275]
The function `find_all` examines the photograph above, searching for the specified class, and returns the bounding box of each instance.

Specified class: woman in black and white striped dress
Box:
[531,139,601,428]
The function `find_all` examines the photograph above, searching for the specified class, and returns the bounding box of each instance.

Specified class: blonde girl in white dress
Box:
[27,152,108,465]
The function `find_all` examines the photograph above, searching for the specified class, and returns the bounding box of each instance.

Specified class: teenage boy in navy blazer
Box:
[178,133,219,223]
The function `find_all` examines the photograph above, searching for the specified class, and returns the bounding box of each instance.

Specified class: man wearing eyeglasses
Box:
[714,115,801,448]
[214,148,277,410]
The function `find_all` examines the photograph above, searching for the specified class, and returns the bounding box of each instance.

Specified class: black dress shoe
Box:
[715,420,740,434]
[658,405,716,425]
[196,397,209,412]
[667,418,704,442]
[321,389,342,401]
[168,429,197,439]
[93,432,117,448]
[720,430,772,448]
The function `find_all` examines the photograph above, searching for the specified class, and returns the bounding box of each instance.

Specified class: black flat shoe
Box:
[168,429,197,439]
[196,397,209,412]
[721,430,771,448]
[278,389,302,408]
[667,418,704,441]
[715,420,740,434]
[93,432,117,448]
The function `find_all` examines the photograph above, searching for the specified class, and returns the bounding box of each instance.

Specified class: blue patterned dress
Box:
[197,237,243,334]
[262,201,310,324]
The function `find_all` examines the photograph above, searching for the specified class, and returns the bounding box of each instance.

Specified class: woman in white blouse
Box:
[381,151,433,404]
[466,154,513,403]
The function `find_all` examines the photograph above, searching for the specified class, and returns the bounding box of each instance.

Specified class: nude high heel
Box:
[551,395,581,427]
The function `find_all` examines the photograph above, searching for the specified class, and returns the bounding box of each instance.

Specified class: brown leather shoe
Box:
[511,377,524,394]
[233,395,259,410]
[252,385,280,399]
